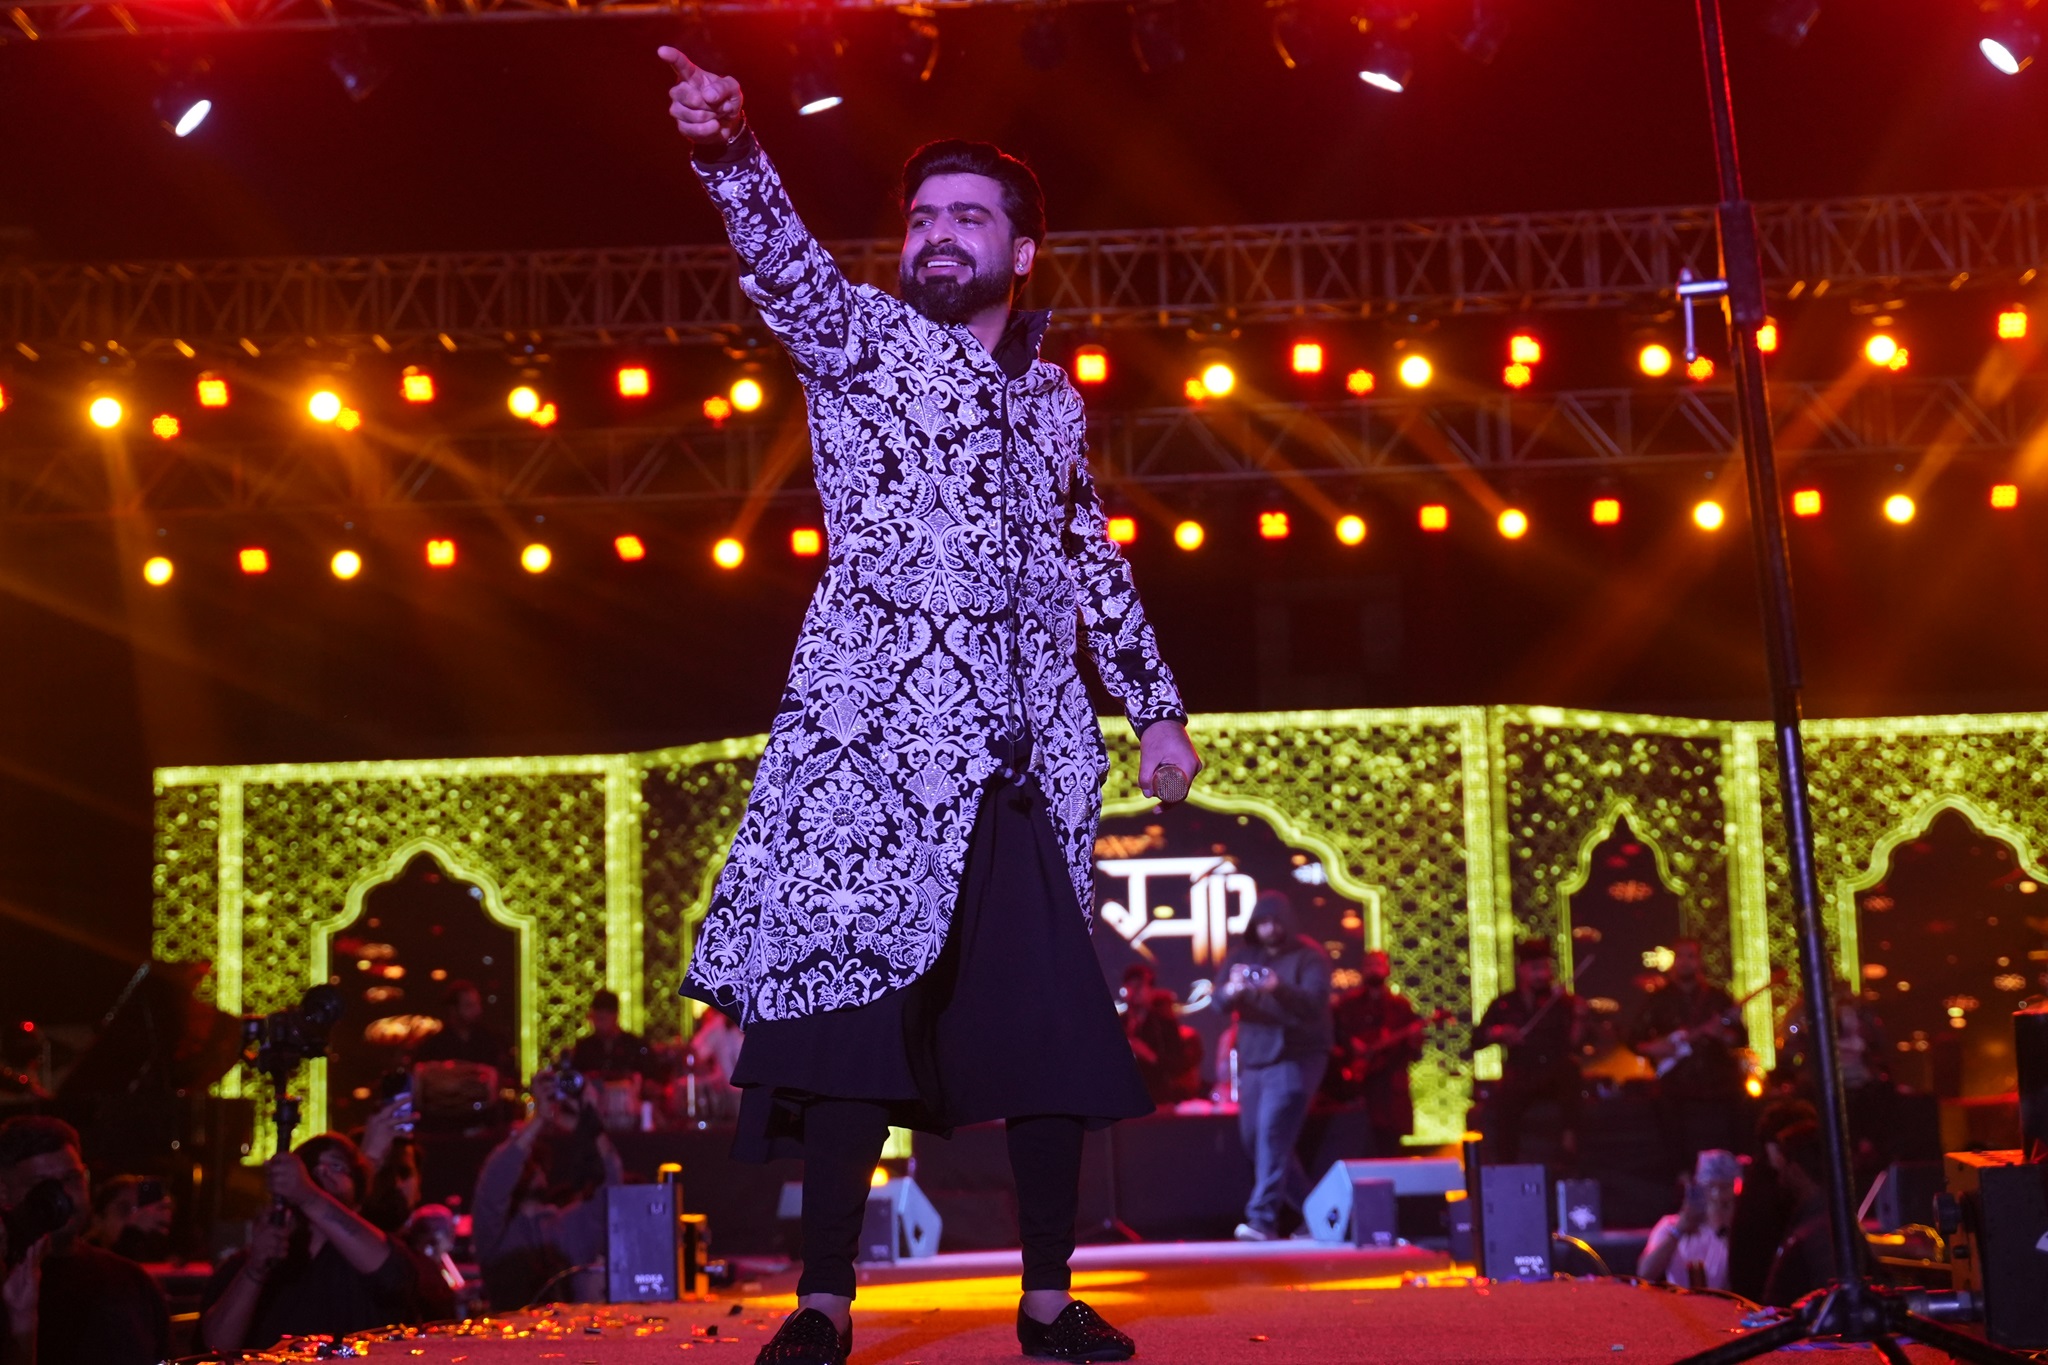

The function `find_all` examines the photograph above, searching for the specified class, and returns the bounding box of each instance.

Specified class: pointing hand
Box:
[658,46,745,144]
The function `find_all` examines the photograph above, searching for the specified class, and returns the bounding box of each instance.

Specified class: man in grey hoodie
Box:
[1219,891,1335,1240]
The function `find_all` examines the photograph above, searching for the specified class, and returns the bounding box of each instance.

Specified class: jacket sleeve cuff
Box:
[690,121,758,170]
[1133,712,1188,738]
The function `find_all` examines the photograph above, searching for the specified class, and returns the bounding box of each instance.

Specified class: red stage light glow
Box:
[1509,334,1542,365]
[425,539,457,568]
[1791,489,1823,517]
[1258,511,1290,540]
[790,528,823,557]
[1345,368,1376,396]
[401,367,436,403]
[614,534,648,562]
[238,547,270,575]
[1073,345,1109,385]
[617,366,651,397]
[1991,483,2020,509]
[1503,362,1533,390]
[1106,516,1138,545]
[197,374,230,408]
[1418,504,1450,532]
[1290,341,1325,375]
[1591,498,1621,526]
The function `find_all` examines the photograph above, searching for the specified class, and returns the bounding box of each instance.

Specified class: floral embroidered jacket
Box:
[679,130,1185,1025]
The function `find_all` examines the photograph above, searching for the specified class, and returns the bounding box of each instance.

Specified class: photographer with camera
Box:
[0,1116,169,1365]
[1218,892,1335,1242]
[199,1132,452,1352]
[471,1068,623,1310]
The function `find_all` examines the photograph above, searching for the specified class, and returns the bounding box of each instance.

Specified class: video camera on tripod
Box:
[239,983,345,1157]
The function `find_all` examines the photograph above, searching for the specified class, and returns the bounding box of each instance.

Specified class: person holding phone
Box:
[1638,1148,1741,1289]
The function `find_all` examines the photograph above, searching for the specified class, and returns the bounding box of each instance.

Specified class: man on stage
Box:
[1472,938,1591,1169]
[661,47,1201,1365]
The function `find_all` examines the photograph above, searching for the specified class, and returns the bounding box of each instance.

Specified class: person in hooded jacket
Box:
[1219,891,1335,1240]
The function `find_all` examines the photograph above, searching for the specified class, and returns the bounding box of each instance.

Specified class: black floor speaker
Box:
[1478,1164,1551,1281]
[606,1182,679,1303]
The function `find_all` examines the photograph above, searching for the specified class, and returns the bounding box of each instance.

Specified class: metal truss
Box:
[9,187,2048,359]
[6,0,1109,41]
[3,374,2034,520]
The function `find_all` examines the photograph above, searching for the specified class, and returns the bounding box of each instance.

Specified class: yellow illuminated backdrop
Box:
[153,707,2048,1151]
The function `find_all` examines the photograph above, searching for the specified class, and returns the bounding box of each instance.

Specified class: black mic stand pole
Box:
[1670,3,2029,1361]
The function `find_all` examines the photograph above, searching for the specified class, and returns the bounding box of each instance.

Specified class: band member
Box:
[1629,937,1749,1168]
[1471,938,1591,1168]
[1330,950,1422,1157]
[569,990,660,1082]
[662,47,1200,1365]
[414,980,517,1084]
[1220,892,1334,1241]
[1118,963,1203,1106]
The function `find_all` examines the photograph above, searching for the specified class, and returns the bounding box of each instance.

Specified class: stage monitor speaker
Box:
[1555,1177,1601,1239]
[1478,1164,1550,1282]
[1944,1150,2048,1348]
[1302,1162,1399,1247]
[2017,1004,2048,1159]
[1445,1193,1475,1263]
[606,1183,679,1303]
[855,1176,943,1264]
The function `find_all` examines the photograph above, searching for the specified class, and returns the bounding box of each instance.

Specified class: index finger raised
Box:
[657,45,705,81]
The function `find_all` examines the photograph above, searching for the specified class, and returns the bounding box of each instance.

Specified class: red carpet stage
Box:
[219,1243,1962,1364]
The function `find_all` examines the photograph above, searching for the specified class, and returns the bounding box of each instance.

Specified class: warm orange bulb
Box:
[1864,333,1900,367]
[1183,377,1207,402]
[335,407,363,432]
[425,539,457,568]
[151,414,181,440]
[1591,497,1621,526]
[521,543,553,574]
[1173,520,1205,551]
[1334,515,1367,546]
[703,395,733,423]
[1105,516,1138,545]
[1345,368,1376,396]
[1503,362,1533,390]
[1497,508,1529,539]
[401,368,436,403]
[729,378,765,412]
[1791,489,1823,517]
[1884,493,1916,525]
[142,556,174,586]
[1991,483,2020,509]
[615,534,648,562]
[238,547,269,575]
[789,527,823,557]
[1397,354,1433,389]
[1637,343,1674,378]
[1693,499,1726,531]
[1290,341,1325,375]
[1073,345,1109,385]
[617,366,651,398]
[713,537,745,569]
[197,374,230,408]
[1418,504,1449,532]
[1756,320,1780,354]
[1258,510,1290,540]
[1998,307,2028,341]
[1509,333,1542,365]
[1686,356,1715,382]
[531,402,559,428]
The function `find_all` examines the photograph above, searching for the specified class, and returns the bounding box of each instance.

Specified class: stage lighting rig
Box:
[326,29,391,103]
[1449,0,1508,64]
[790,23,846,114]
[1762,0,1820,48]
[1129,2,1186,74]
[1981,17,2040,74]
[153,58,216,138]
[893,7,941,82]
[1020,8,1068,71]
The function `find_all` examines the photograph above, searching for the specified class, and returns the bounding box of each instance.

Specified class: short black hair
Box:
[1514,937,1554,964]
[1774,1120,1827,1183]
[296,1132,372,1203]
[591,989,621,1014]
[443,979,480,1009]
[0,1115,79,1171]
[901,139,1047,246]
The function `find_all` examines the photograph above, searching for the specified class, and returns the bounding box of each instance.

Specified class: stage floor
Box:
[267,1243,1957,1363]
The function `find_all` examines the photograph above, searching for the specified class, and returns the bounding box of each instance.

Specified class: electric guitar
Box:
[1645,972,1783,1078]
[1340,1006,1457,1086]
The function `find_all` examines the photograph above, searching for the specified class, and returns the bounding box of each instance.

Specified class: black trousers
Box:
[794,1099,1085,1298]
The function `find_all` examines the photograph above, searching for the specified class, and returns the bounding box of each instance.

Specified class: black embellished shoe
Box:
[754,1307,851,1365]
[1017,1300,1137,1361]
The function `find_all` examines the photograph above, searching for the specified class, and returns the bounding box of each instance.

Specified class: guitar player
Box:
[1330,950,1438,1157]
[1471,938,1595,1171]
[1628,938,1751,1174]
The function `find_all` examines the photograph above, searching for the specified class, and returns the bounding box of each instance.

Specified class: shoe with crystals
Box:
[754,1307,850,1365]
[1232,1221,1275,1242]
[1017,1300,1137,1361]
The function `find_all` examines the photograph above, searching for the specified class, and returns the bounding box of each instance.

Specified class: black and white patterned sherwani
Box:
[678,129,1186,1032]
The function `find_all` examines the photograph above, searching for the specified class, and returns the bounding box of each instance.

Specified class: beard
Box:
[900,243,1017,323]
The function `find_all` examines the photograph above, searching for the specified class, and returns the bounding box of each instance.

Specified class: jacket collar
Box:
[992,308,1053,382]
